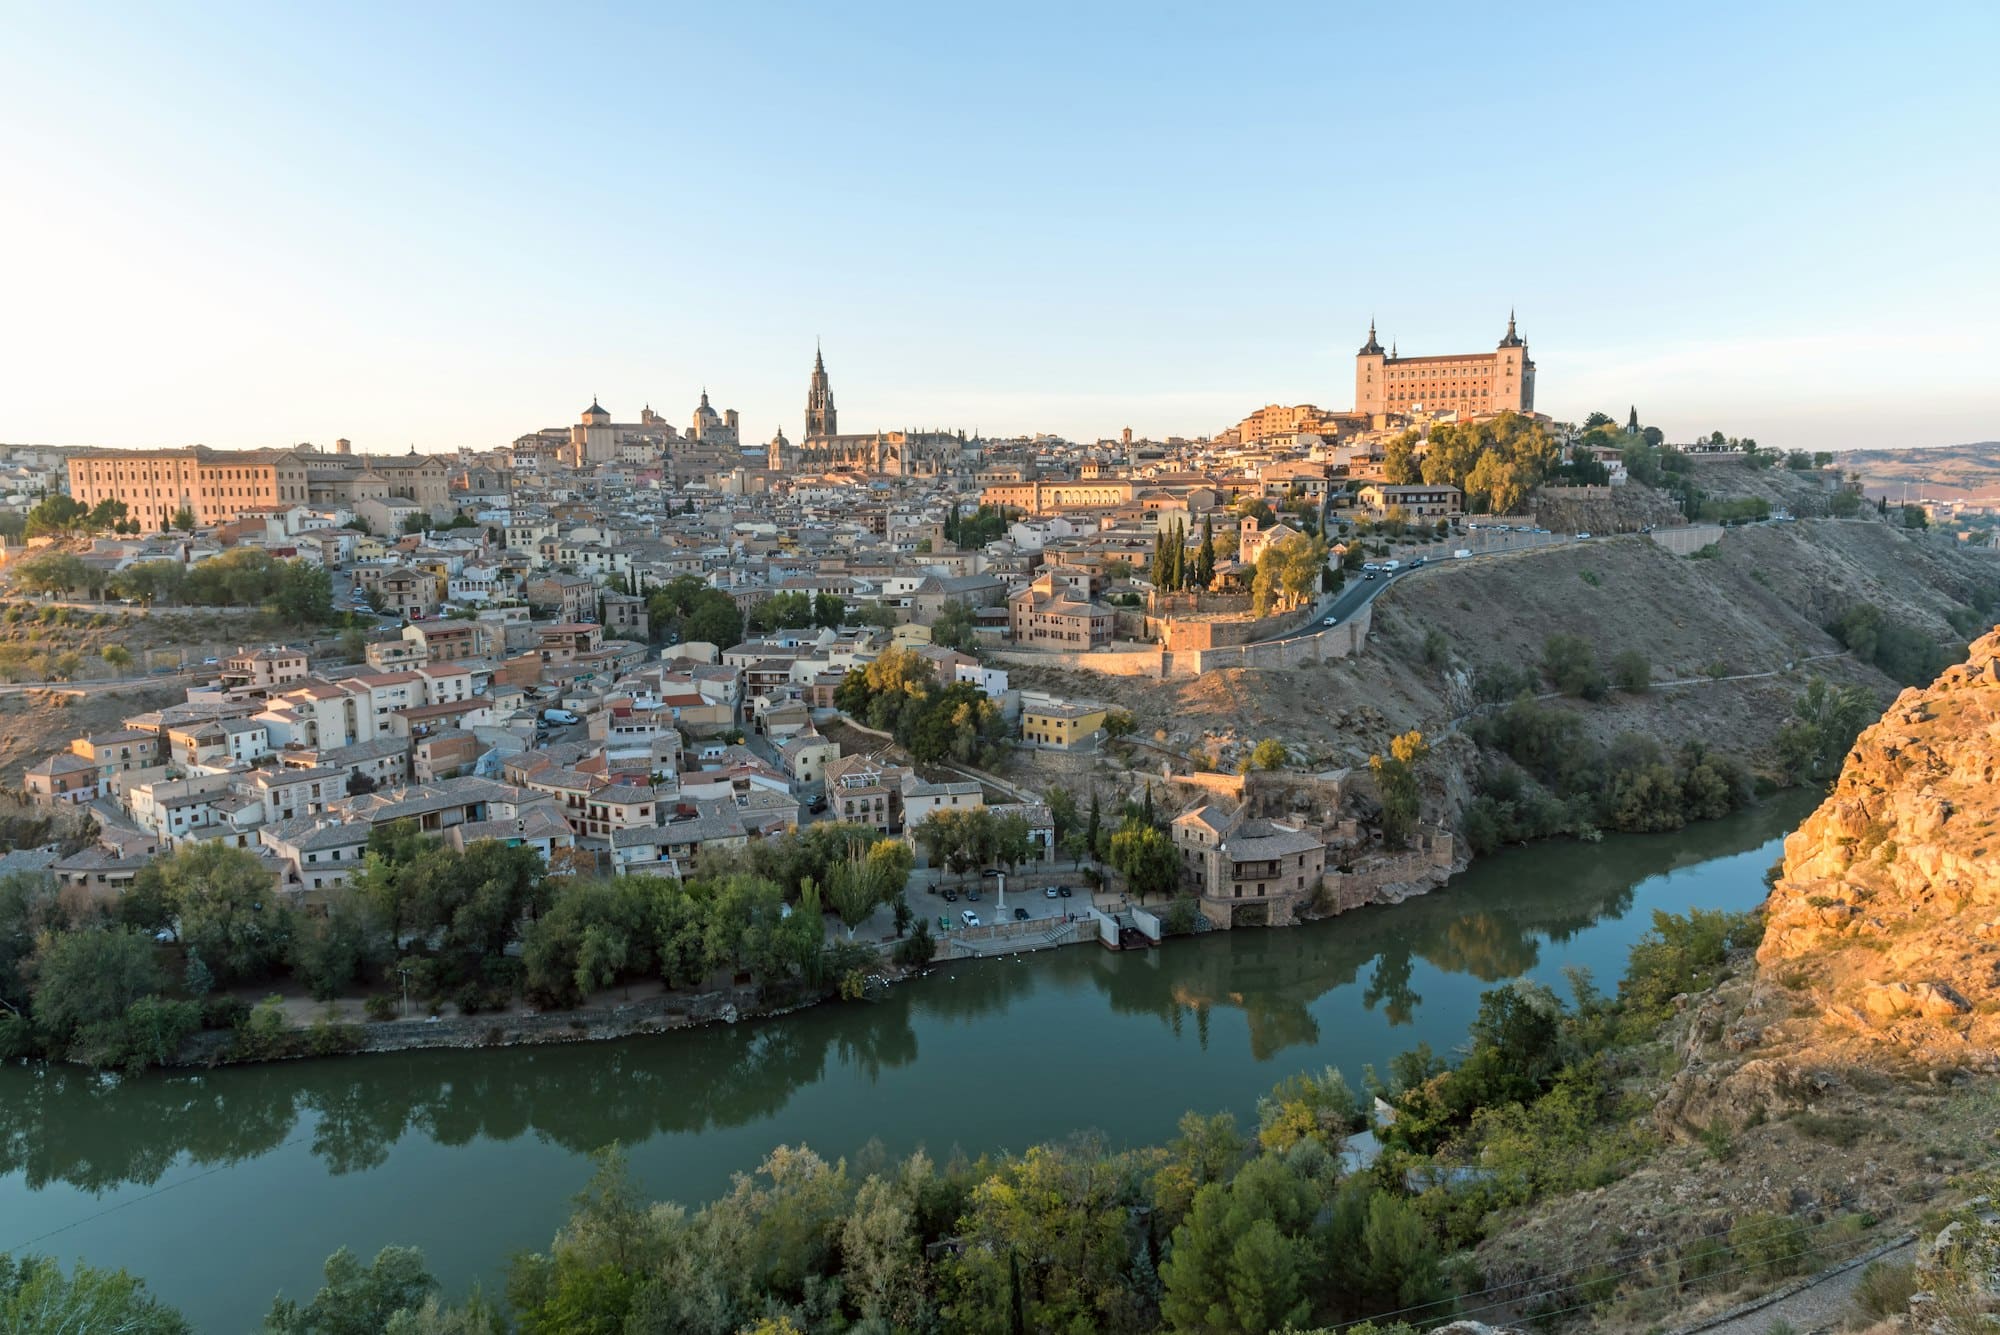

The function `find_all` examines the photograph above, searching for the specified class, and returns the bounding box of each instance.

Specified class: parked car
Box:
[1576,531,1593,540]
[1012,907,1029,921]
[980,867,1003,877]
[1453,548,1472,559]
[942,889,958,902]
[808,796,827,814]
[966,888,981,902]
[201,656,219,665]
[1044,886,1060,898]
[960,910,981,928]
[1057,885,1074,899]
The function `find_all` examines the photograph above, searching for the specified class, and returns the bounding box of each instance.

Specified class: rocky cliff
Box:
[1757,627,2000,1067]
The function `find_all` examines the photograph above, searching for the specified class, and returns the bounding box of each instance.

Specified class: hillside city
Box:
[0,321,1900,937]
[3,322,1998,1335]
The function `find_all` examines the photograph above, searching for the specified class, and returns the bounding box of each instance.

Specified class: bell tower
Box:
[805,343,837,439]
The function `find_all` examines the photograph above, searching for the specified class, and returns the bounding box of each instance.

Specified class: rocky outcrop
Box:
[1757,627,2000,1066]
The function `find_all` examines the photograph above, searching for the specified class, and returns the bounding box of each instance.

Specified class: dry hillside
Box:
[1012,520,1996,808]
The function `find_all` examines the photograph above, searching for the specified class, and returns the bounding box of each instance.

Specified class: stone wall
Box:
[989,645,1166,677]
[1317,829,1457,913]
[1648,523,1726,555]
[175,984,774,1066]
[1177,603,1370,674]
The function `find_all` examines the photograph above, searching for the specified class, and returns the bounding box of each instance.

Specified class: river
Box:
[0,792,1814,1331]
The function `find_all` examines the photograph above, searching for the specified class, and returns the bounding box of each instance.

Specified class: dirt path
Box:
[1677,1236,1914,1335]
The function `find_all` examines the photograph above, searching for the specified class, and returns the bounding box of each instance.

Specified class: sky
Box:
[2,2,1996,454]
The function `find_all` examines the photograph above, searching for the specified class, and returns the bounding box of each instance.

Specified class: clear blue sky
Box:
[2,2,1994,453]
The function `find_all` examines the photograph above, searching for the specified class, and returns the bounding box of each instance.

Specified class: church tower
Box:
[805,344,837,439]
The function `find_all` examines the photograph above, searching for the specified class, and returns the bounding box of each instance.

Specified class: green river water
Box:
[0,791,1814,1331]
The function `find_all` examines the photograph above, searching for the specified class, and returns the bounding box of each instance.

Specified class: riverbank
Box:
[108,789,1803,1080]
[0,797,1821,1333]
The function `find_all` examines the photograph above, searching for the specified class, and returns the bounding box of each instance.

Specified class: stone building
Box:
[66,444,453,530]
[1171,802,1326,929]
[1353,314,1535,421]
[769,347,969,476]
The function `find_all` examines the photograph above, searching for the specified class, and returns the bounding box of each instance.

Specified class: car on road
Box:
[1044,886,1060,898]
[1576,531,1593,540]
[1363,572,1377,580]
[1322,615,1339,626]
[1012,907,1029,921]
[980,867,1003,877]
[1453,548,1472,559]
[201,656,219,665]
[960,910,981,928]
[808,796,827,814]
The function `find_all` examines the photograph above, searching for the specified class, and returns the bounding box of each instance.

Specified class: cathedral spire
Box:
[1499,310,1524,348]
[1358,318,1385,357]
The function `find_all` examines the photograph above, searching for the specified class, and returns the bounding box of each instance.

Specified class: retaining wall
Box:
[1176,603,1371,674]
[1649,523,1726,555]
[989,645,1166,677]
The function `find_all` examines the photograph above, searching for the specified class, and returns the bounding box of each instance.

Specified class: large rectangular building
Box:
[67,445,451,530]
[67,447,313,530]
[1353,314,1535,421]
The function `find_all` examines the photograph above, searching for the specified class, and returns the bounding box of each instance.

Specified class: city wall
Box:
[1174,603,1370,675]
[989,645,1167,677]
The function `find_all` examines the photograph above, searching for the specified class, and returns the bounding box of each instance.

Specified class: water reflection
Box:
[0,795,1809,1196]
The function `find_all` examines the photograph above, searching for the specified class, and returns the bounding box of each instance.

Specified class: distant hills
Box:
[1835,440,2000,500]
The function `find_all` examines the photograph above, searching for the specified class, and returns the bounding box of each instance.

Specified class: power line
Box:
[1435,1231,1894,1333]
[5,1130,319,1255]
[1323,1210,1885,1332]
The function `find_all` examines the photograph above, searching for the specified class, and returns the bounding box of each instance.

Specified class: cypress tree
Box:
[1196,515,1215,589]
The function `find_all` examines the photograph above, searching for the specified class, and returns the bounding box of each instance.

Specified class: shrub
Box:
[1541,633,1607,699]
[1610,649,1651,692]
[201,994,251,1030]
[1853,1258,1917,1319]
[363,994,398,1022]
[1728,1212,1812,1280]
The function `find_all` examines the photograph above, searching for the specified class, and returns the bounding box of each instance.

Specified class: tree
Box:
[0,871,69,1015]
[271,560,334,625]
[138,843,294,986]
[264,1245,438,1335]
[292,897,385,1001]
[1160,1155,1319,1335]
[1382,430,1421,485]
[930,600,978,653]
[0,1254,191,1334]
[29,926,165,1053]
[1541,632,1607,700]
[8,550,87,597]
[24,493,89,536]
[812,592,847,628]
[1248,527,1328,619]
[101,644,134,671]
[1194,515,1216,590]
[683,589,744,647]
[1369,731,1429,849]
[751,591,816,632]
[1609,649,1651,693]
[1250,739,1288,771]
[1108,822,1179,902]
[172,506,197,532]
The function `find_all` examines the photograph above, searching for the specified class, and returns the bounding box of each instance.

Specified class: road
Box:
[1249,524,1616,646]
